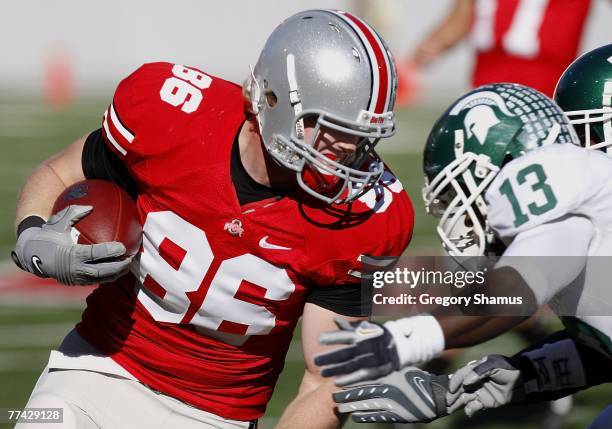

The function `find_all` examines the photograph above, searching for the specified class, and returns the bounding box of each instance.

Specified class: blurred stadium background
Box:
[0,1,611,428]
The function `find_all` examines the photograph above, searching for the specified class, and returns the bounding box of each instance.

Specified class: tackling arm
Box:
[274,303,365,429]
[439,216,594,347]
[315,216,593,384]
[451,330,612,417]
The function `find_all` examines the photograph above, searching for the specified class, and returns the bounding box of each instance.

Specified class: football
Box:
[52,180,142,256]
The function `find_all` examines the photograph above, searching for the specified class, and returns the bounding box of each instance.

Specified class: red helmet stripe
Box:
[336,11,392,114]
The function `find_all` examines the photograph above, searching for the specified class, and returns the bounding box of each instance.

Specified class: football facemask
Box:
[422,149,499,257]
[275,111,389,204]
[563,106,612,152]
[554,43,612,153]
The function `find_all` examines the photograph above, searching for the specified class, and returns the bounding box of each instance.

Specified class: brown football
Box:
[52,180,142,256]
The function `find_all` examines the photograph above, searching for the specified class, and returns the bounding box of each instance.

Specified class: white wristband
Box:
[384,315,445,367]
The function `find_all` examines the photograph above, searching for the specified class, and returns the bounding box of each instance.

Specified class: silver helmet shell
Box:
[250,9,398,204]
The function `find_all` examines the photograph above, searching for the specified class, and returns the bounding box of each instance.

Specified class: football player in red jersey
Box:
[10,9,414,429]
[412,0,593,96]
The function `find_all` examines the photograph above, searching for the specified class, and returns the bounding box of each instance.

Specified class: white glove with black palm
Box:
[333,366,465,424]
[315,319,400,386]
[11,205,132,285]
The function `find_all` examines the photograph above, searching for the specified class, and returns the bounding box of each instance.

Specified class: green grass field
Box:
[0,98,609,428]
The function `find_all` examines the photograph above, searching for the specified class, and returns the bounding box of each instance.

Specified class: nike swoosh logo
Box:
[31,256,44,276]
[259,236,291,251]
[356,327,381,337]
[413,376,435,407]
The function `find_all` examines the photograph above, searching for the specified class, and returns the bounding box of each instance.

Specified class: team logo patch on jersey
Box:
[224,219,244,237]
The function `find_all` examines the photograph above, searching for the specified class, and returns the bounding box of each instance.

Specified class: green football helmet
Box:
[554,43,612,153]
[423,83,578,257]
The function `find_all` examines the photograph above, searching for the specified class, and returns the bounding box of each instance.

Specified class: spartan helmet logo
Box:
[448,90,516,148]
[464,105,500,145]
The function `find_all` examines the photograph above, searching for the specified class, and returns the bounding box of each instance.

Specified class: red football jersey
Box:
[471,0,592,96]
[76,63,414,420]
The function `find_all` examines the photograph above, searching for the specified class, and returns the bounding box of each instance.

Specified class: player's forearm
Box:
[15,163,71,228]
[274,376,344,429]
[15,136,87,230]
[513,331,612,404]
[438,315,527,349]
[432,265,537,348]
[418,0,474,55]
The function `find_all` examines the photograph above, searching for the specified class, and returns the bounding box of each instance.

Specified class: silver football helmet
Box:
[249,9,398,204]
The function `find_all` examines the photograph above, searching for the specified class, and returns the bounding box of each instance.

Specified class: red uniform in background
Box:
[471,0,592,96]
[76,63,414,420]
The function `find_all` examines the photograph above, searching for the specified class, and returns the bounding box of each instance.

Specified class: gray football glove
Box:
[449,354,524,417]
[315,319,400,386]
[12,205,132,285]
[333,366,465,424]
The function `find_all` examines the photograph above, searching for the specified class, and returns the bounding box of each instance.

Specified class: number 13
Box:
[499,163,558,227]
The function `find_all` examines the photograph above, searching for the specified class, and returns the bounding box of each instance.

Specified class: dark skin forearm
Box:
[434,266,538,348]
[438,315,528,349]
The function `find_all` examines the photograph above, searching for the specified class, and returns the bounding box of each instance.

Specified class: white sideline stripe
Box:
[0,350,50,372]
[109,103,135,143]
[0,104,104,117]
[0,296,87,309]
[0,323,74,347]
[103,109,127,155]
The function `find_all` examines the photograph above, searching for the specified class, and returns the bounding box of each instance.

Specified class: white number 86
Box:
[137,211,296,345]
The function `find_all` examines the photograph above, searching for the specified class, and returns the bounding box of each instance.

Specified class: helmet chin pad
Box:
[300,153,345,198]
[296,150,384,204]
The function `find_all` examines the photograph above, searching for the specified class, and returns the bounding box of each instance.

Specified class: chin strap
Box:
[286,54,304,141]
[249,64,266,139]
[248,65,261,115]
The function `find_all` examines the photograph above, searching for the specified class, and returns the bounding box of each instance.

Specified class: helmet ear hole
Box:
[262,80,277,108]
[265,91,277,108]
